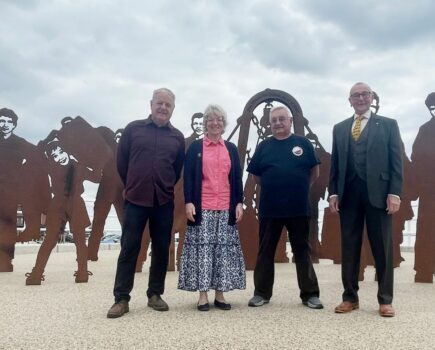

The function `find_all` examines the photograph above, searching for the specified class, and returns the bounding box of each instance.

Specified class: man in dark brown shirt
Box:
[107,88,185,318]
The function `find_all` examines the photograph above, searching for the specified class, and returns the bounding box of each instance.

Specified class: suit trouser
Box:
[253,216,320,301]
[113,200,173,302]
[340,177,393,305]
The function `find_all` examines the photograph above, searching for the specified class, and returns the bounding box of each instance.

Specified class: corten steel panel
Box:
[412,92,435,283]
[87,127,124,262]
[25,117,111,284]
[0,108,50,272]
[1,91,432,286]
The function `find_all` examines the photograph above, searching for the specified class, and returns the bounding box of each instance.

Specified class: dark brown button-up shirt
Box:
[117,116,185,207]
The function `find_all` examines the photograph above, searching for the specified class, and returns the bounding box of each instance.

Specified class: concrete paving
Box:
[1,249,434,350]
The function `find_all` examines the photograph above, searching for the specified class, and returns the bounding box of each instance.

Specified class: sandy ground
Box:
[1,249,434,350]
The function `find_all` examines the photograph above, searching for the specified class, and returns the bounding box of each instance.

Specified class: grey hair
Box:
[203,104,228,134]
[269,105,292,121]
[349,82,372,96]
[152,88,176,102]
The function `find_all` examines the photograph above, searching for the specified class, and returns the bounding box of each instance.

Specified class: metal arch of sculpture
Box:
[232,88,308,168]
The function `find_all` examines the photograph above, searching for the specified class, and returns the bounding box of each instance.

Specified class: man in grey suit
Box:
[328,82,403,317]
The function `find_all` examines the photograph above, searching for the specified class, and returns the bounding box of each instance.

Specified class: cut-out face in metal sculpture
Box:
[425,92,435,117]
[0,114,17,140]
[191,113,204,136]
[47,143,70,165]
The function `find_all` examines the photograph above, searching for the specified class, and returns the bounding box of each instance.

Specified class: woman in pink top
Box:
[178,104,246,311]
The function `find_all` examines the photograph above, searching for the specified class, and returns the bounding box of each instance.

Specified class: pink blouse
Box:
[201,136,231,210]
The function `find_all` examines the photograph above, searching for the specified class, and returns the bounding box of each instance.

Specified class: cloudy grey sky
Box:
[1,0,434,156]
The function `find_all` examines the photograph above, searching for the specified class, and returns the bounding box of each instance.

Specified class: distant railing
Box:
[17,200,418,248]
[83,200,419,248]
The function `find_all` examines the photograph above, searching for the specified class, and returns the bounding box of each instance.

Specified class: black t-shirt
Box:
[247,134,320,218]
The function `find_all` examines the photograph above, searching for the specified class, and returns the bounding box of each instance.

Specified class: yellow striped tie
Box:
[352,115,365,141]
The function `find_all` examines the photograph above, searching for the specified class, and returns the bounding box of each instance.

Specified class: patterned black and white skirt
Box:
[178,210,246,292]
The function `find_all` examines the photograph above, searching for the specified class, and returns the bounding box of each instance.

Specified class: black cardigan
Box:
[183,139,244,226]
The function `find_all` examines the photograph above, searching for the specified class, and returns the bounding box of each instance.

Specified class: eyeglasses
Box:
[270,116,290,124]
[350,91,372,99]
[207,117,224,123]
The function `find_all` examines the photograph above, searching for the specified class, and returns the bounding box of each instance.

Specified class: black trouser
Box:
[340,177,393,305]
[113,200,174,302]
[253,216,320,301]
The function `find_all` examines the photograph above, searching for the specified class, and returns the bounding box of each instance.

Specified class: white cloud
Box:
[0,0,434,158]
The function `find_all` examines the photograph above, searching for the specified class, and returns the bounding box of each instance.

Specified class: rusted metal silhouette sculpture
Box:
[412,92,435,283]
[1,91,431,285]
[0,108,50,272]
[393,150,413,267]
[87,127,124,261]
[25,117,110,284]
[306,133,330,263]
[237,170,260,269]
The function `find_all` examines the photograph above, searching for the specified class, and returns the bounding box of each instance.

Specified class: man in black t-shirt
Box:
[247,105,323,309]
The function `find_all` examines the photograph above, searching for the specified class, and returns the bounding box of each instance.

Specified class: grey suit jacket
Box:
[328,113,403,209]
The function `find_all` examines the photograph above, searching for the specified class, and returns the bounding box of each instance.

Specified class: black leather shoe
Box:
[214,299,231,310]
[197,303,210,311]
[147,295,169,311]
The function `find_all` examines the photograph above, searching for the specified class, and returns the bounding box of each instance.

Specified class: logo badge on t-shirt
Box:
[292,146,303,156]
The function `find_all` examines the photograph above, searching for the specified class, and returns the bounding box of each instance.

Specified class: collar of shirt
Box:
[353,110,371,120]
[144,115,174,129]
[203,135,225,147]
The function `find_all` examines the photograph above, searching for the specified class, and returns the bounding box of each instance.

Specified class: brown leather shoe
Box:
[107,300,129,318]
[379,304,395,317]
[334,301,359,313]
[147,295,169,311]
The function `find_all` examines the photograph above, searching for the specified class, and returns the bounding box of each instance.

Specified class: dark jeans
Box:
[113,200,174,302]
[340,177,393,305]
[253,216,320,301]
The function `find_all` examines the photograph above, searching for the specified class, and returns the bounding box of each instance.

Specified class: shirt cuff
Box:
[388,194,401,200]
